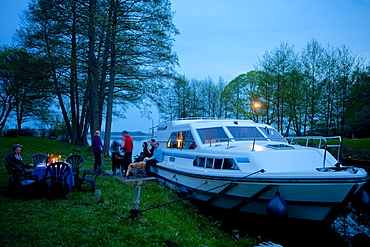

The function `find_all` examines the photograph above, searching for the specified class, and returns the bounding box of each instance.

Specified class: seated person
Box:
[138,142,151,161]
[4,144,34,174]
[145,142,163,177]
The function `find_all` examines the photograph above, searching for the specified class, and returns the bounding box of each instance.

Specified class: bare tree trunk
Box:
[87,0,100,136]
[103,0,118,155]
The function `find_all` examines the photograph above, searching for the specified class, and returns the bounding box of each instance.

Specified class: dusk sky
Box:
[1,0,369,132]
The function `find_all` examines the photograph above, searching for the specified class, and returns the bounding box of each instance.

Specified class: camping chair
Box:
[66,154,84,186]
[78,163,104,192]
[43,162,71,200]
[3,158,38,197]
[30,153,48,165]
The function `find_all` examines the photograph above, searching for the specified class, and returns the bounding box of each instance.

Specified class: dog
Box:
[126,157,149,179]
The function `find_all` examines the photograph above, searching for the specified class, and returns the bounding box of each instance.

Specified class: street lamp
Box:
[252,101,261,122]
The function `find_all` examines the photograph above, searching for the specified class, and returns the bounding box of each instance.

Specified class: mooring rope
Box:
[195,180,208,189]
[128,169,265,218]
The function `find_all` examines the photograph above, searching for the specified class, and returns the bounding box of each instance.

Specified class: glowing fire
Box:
[48,154,62,163]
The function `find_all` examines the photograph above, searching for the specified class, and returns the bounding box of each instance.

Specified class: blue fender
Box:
[266,189,289,218]
[177,187,189,198]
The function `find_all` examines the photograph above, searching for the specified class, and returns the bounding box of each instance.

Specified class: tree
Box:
[158,75,193,119]
[256,42,297,133]
[102,0,179,151]
[222,71,264,120]
[17,0,178,145]
[344,66,370,137]
[0,46,51,132]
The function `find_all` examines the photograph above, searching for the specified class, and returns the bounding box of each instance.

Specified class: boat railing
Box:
[286,136,342,169]
[286,136,341,158]
[209,137,287,151]
[178,117,220,120]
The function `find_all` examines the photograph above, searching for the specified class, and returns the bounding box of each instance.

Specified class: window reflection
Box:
[193,157,238,170]
[227,126,264,139]
[167,131,196,149]
[197,127,228,144]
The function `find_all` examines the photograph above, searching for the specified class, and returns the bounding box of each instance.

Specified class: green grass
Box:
[0,136,259,247]
[343,138,370,150]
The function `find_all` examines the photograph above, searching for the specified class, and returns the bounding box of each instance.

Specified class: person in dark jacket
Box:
[138,142,151,161]
[110,141,121,173]
[4,144,34,174]
[92,130,104,170]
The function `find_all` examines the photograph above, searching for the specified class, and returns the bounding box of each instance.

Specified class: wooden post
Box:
[130,186,141,217]
[132,186,141,210]
[95,189,101,203]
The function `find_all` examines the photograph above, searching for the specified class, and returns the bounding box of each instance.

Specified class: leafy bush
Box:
[3,129,18,138]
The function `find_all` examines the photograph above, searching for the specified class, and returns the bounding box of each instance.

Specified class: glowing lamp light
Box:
[253,102,261,109]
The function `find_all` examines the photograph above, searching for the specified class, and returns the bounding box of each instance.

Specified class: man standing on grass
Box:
[145,141,163,177]
[121,130,133,176]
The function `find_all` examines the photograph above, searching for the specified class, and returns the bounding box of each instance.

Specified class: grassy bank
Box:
[344,138,370,150]
[343,138,370,161]
[0,136,259,247]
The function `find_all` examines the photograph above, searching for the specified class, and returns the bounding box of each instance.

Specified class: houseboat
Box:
[149,119,369,222]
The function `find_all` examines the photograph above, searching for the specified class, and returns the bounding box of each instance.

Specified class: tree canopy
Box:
[158,40,369,137]
[13,0,178,145]
[1,2,369,140]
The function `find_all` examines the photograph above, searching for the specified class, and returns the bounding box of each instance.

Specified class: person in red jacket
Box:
[121,130,133,176]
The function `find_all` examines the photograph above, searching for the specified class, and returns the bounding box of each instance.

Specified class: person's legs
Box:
[112,157,116,173]
[111,153,118,173]
[122,152,132,175]
[93,152,101,170]
[145,159,158,176]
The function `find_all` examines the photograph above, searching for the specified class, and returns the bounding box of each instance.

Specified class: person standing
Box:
[121,130,133,175]
[145,141,163,177]
[110,141,121,173]
[92,130,104,170]
[4,144,34,174]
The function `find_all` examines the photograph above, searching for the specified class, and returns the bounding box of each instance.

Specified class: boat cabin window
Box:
[227,126,264,140]
[197,127,228,144]
[258,127,286,142]
[166,131,196,149]
[193,157,238,170]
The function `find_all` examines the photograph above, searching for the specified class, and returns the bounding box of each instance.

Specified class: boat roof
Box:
[157,118,270,130]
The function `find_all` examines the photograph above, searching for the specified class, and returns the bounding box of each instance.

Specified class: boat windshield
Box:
[197,127,229,144]
[258,127,287,142]
[227,126,264,140]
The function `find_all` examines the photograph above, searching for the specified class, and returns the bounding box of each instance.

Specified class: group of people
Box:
[91,130,163,177]
[4,129,162,180]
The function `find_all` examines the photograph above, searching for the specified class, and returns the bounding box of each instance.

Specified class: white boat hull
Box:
[151,162,368,222]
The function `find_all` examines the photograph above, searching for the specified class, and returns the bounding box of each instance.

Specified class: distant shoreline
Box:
[89,131,151,138]
[110,135,149,138]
